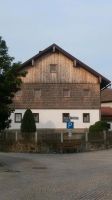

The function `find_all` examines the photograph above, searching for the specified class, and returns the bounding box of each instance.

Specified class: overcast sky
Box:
[0,0,112,81]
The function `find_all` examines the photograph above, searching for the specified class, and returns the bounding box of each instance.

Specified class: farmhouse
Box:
[10,44,110,138]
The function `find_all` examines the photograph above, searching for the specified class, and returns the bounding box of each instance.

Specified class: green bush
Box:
[89,121,109,140]
[21,109,36,140]
[89,121,109,133]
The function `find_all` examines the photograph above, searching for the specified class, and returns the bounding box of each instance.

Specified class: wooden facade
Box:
[21,52,98,84]
[13,43,110,110]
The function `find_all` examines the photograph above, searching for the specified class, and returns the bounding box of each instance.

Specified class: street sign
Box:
[65,118,70,123]
[70,116,79,120]
[67,121,74,129]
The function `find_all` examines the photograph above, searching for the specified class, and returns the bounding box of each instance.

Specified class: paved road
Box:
[0,150,112,200]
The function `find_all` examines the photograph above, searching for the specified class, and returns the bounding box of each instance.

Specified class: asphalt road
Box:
[0,150,112,200]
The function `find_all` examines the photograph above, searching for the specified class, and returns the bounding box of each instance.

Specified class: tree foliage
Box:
[21,109,36,140]
[0,36,25,131]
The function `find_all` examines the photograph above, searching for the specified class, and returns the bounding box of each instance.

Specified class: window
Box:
[107,123,111,130]
[34,89,41,98]
[83,88,90,95]
[15,113,22,123]
[0,68,3,74]
[16,90,22,97]
[63,89,71,97]
[50,64,57,73]
[62,113,70,122]
[33,113,39,123]
[83,113,90,123]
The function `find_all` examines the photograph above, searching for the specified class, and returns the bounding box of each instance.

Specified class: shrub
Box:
[21,109,36,140]
[89,121,109,133]
[89,121,109,140]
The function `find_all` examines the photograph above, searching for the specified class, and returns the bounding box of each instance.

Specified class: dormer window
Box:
[50,64,57,73]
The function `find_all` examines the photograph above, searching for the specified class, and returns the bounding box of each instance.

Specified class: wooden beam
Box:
[32,59,34,66]
[73,60,77,67]
[53,46,55,53]
[99,76,102,83]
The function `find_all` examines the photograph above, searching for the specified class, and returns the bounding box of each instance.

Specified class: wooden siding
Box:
[13,83,100,109]
[21,52,98,84]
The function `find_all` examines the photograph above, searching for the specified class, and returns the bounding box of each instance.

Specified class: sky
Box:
[0,0,112,81]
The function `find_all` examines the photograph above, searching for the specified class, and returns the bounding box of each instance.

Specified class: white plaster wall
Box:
[101,102,112,107]
[9,109,100,130]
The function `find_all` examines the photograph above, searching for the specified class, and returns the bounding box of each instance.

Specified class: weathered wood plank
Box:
[21,52,98,84]
[13,83,100,109]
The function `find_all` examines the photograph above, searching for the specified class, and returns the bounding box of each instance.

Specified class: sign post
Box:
[66,121,74,138]
[66,116,78,137]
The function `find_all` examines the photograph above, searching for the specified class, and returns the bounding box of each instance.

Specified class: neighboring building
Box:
[101,88,112,130]
[10,44,110,136]
[101,88,112,107]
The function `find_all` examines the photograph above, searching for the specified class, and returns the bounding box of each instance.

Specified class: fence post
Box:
[103,130,107,148]
[35,131,38,143]
[60,132,63,153]
[85,131,88,151]
[15,131,18,142]
[61,132,63,143]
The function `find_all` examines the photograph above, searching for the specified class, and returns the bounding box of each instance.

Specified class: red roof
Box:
[101,107,112,116]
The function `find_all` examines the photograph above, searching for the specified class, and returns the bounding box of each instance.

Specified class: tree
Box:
[21,109,36,140]
[0,36,25,131]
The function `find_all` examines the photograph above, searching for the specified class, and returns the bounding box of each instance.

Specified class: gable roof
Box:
[101,88,112,103]
[19,43,111,89]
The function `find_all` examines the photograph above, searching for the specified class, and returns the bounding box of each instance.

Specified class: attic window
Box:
[34,89,41,98]
[50,64,57,73]
[16,90,22,97]
[63,89,71,97]
[83,88,90,95]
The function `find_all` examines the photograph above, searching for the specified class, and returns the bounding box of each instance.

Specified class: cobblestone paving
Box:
[0,150,112,199]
